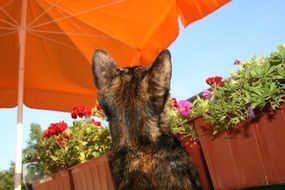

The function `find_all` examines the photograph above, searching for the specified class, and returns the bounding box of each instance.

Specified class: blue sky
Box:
[1,0,285,170]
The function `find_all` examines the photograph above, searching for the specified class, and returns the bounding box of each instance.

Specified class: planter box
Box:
[176,134,214,190]
[31,155,113,190]
[70,155,114,190]
[195,104,285,189]
[32,170,73,190]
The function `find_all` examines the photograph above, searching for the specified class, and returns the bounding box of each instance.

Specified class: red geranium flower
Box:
[71,106,92,119]
[206,76,223,86]
[57,138,66,146]
[206,77,213,85]
[214,76,223,85]
[63,133,70,139]
[43,121,68,138]
[91,119,101,127]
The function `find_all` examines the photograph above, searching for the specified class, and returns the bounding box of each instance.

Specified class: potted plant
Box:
[29,104,112,190]
[173,44,285,189]
[168,98,213,190]
[68,106,114,190]
[29,44,285,190]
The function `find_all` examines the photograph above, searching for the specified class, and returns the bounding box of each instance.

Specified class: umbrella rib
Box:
[29,31,82,51]
[0,30,17,37]
[0,0,15,9]
[29,0,125,29]
[29,0,136,52]
[0,17,18,28]
[28,1,104,62]
[0,0,19,26]
[32,3,110,56]
[0,1,19,26]
[29,29,111,38]
[0,26,16,30]
[41,0,136,49]
[28,4,93,93]
[42,7,106,51]
[27,0,61,27]
[30,30,94,95]
[28,2,104,53]
[34,28,69,87]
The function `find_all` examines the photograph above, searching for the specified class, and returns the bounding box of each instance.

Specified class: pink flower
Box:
[177,100,192,117]
[202,89,211,99]
[234,59,241,65]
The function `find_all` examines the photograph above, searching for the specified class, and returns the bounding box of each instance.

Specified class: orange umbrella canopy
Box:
[0,0,229,112]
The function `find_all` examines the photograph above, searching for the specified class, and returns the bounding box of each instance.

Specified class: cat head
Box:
[92,50,172,122]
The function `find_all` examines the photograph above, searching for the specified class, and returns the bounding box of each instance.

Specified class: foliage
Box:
[23,123,43,163]
[205,44,285,134]
[0,162,27,190]
[169,44,285,136]
[0,162,15,190]
[24,105,112,174]
[168,98,199,140]
[23,44,285,174]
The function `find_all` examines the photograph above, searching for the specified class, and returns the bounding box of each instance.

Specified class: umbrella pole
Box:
[14,0,27,189]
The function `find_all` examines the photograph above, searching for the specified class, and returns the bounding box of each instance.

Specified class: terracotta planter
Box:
[32,170,73,190]
[176,134,214,190]
[195,104,285,189]
[70,155,114,190]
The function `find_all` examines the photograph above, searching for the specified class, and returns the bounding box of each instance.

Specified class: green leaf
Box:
[50,155,58,161]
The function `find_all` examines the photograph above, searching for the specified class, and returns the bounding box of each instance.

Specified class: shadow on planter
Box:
[32,170,73,190]
[70,155,114,190]
[176,134,214,190]
[195,104,285,190]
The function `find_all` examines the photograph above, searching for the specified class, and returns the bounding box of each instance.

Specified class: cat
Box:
[92,49,201,190]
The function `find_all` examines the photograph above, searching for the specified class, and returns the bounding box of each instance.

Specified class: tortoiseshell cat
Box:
[92,50,201,190]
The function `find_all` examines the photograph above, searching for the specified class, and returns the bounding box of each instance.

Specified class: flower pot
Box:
[195,104,285,189]
[176,134,214,190]
[32,170,73,190]
[70,155,114,190]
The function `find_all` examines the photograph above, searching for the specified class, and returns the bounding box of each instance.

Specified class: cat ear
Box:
[92,49,118,89]
[148,50,172,91]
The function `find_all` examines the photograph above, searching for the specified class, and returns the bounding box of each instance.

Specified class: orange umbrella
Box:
[0,0,229,189]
